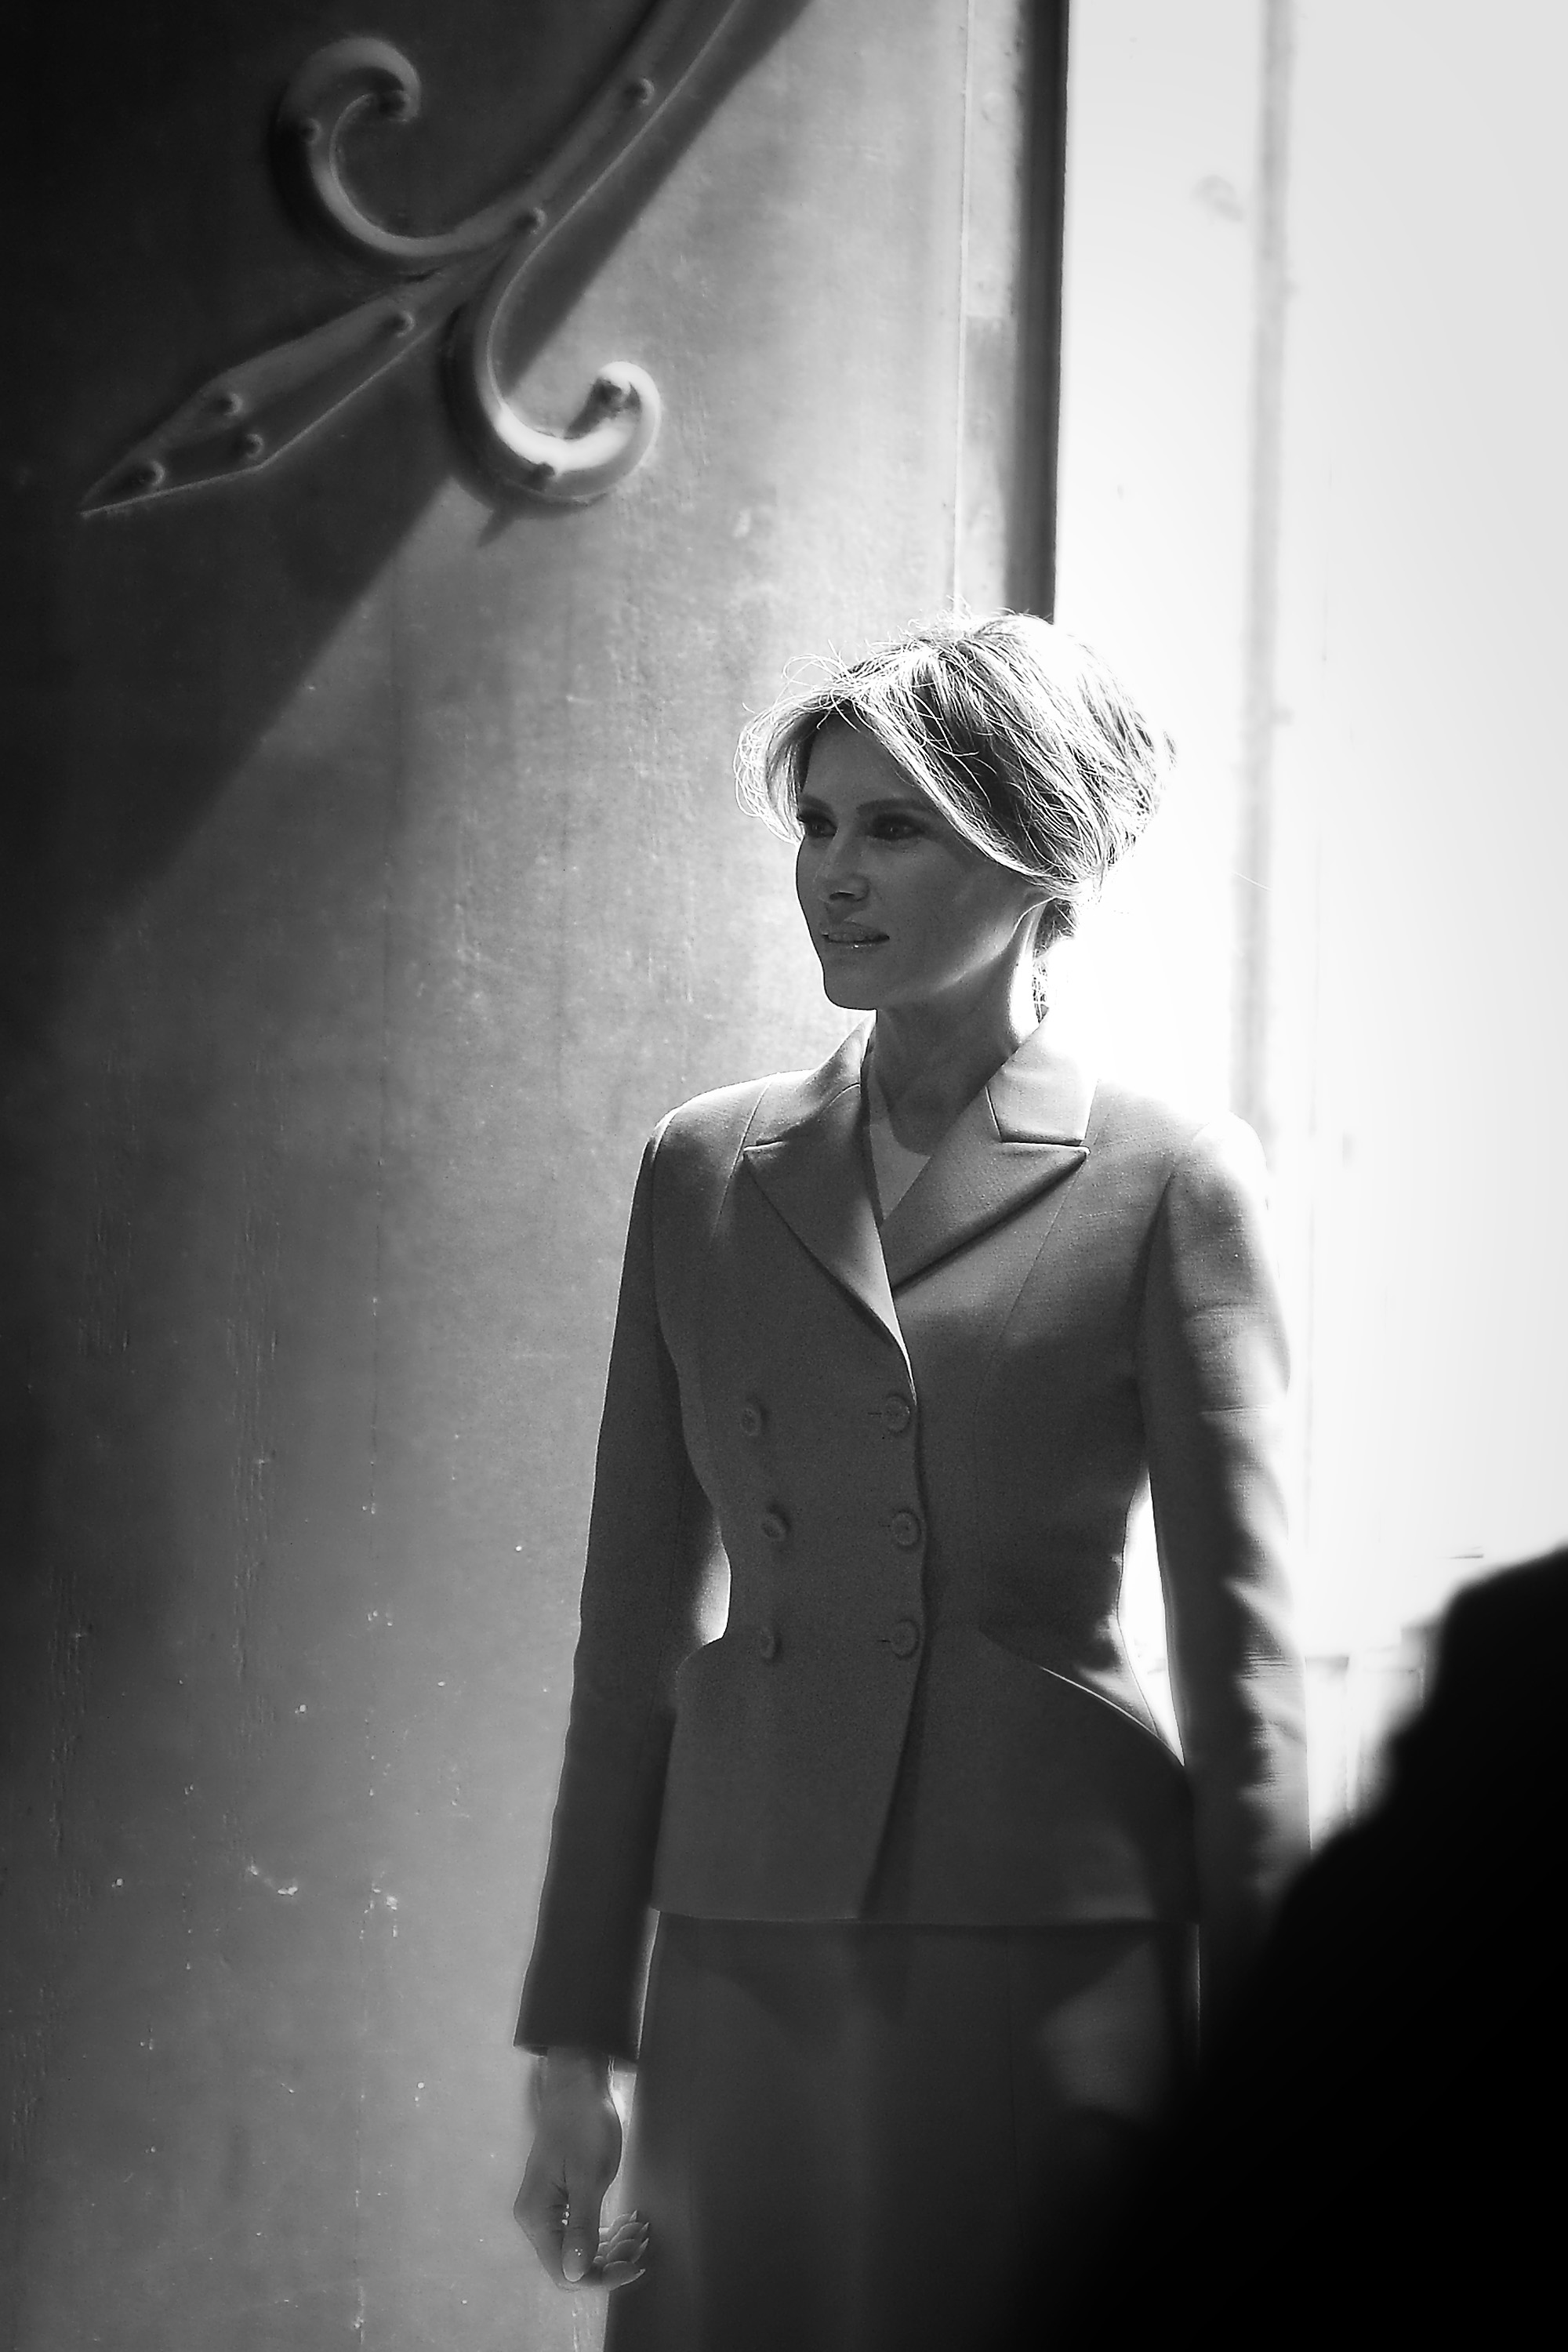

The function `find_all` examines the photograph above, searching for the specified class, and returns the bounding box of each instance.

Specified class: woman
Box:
[514,612,1308,2349]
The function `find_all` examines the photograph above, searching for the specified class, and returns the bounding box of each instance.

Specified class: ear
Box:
[1028,897,1071,951]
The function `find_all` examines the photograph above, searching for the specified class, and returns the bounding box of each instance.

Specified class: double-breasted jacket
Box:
[518,1021,1309,2060]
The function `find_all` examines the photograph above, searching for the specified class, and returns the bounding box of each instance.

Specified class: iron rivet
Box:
[523,205,546,234]
[386,307,415,337]
[237,430,266,463]
[298,114,322,146]
[131,459,165,491]
[626,76,655,106]
[209,387,243,419]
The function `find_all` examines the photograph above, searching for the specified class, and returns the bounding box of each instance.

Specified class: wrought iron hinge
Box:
[82,0,756,515]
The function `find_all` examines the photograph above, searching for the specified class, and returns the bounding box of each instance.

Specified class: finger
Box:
[514,2178,572,2284]
[561,2187,607,2286]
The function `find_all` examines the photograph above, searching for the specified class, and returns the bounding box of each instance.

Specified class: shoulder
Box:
[648,1073,799,1171]
[1088,1077,1269,1206]
[1087,1083,1280,1352]
[648,1029,863,1174]
[1388,1548,1568,1830]
[1428,1548,1568,1699]
[644,1066,811,1210]
[652,1075,779,1165]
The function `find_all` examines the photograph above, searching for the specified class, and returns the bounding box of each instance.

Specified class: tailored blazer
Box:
[518,1021,1308,2061]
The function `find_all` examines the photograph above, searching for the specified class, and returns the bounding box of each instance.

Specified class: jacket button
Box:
[760,1507,789,1545]
[888,1618,921,1659]
[757,1625,779,1661]
[889,1508,923,1548]
[880,1394,913,1435]
[739,1398,764,1438]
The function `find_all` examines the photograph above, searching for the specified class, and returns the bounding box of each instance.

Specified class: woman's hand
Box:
[514,2048,648,2291]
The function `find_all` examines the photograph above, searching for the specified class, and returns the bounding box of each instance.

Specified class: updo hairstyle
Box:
[735,611,1170,1004]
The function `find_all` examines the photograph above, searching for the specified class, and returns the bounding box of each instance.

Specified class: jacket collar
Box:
[740,1025,907,1362]
[877,1019,1093,1289]
[739,1021,1094,1326]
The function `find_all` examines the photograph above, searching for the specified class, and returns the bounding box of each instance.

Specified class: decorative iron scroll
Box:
[82,0,750,514]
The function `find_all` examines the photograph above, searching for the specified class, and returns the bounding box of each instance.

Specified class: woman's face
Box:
[794,722,1040,1014]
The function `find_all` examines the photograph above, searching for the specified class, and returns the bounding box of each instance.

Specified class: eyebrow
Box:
[795,793,930,816]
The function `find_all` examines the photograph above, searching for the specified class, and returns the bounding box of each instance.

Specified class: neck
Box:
[869,943,1041,1154]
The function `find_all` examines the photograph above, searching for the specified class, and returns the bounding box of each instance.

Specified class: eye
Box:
[797,808,833,840]
[870,815,925,842]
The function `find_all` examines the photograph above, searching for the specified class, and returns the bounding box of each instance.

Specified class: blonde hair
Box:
[735,612,1171,967]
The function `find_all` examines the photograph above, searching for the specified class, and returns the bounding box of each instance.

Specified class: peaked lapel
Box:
[877,1024,1095,1290]
[740,1025,910,1368]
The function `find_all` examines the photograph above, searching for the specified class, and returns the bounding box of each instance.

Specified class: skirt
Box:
[605,1915,1192,2352]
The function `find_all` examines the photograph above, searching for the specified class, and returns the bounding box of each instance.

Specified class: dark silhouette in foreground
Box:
[1000,1543,1568,2347]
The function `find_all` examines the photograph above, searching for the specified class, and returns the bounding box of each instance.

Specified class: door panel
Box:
[1,3,1035,2343]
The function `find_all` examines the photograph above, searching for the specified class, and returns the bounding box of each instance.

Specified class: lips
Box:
[821,927,887,946]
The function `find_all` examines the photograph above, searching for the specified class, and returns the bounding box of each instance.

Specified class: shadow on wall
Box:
[0,9,804,2323]
[0,0,806,1653]
[2,0,805,1050]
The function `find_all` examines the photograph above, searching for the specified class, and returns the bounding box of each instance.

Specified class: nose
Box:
[817,833,867,903]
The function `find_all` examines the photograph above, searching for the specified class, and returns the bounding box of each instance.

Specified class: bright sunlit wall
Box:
[1054,0,1568,1827]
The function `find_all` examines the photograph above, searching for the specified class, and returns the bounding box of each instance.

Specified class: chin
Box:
[818,969,885,1012]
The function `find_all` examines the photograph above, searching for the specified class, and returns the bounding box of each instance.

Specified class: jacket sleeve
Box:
[515,1131,724,2060]
[1137,1116,1310,2020]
